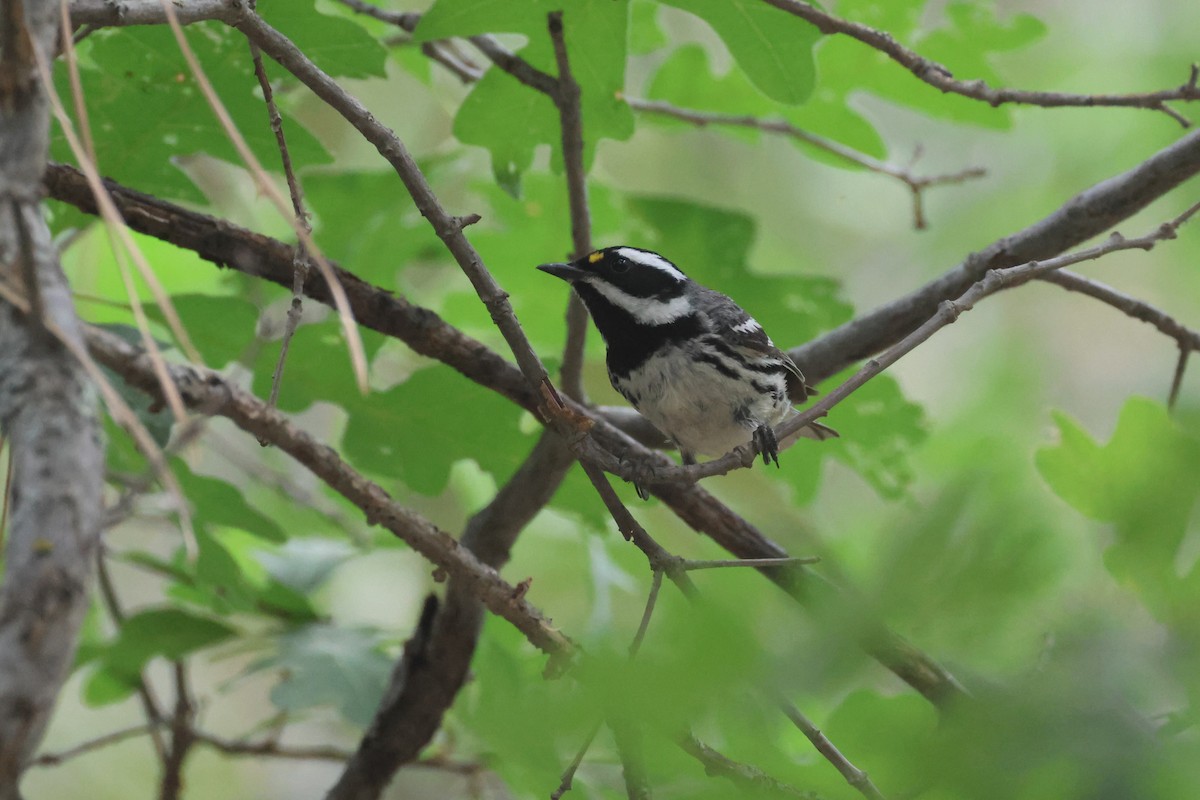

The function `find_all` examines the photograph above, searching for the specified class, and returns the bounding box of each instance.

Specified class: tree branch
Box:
[245,11,313,421]
[39,160,966,707]
[326,432,575,800]
[1039,269,1200,351]
[782,703,885,800]
[791,127,1200,385]
[0,0,104,793]
[761,0,1200,125]
[231,9,555,403]
[61,1,1200,709]
[548,11,593,403]
[667,202,1200,482]
[84,324,575,662]
[623,96,985,229]
[679,733,820,799]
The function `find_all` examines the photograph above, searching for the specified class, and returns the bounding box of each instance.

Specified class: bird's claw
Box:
[753,424,780,468]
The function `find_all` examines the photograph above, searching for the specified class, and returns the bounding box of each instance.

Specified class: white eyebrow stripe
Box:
[585,279,693,325]
[614,247,686,281]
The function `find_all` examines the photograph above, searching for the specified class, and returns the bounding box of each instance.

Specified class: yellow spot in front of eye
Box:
[587,251,603,264]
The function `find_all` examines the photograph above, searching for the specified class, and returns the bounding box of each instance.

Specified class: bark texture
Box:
[0,1,104,796]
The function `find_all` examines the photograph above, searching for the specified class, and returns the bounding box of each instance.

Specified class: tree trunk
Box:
[0,2,105,797]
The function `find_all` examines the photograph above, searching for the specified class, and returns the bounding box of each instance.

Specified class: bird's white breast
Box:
[613,341,792,458]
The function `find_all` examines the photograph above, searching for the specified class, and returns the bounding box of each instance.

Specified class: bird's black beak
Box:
[537,261,589,282]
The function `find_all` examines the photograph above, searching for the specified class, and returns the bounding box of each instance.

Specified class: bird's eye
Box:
[611,256,631,274]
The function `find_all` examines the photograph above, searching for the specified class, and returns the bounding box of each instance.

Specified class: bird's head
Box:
[537,246,688,295]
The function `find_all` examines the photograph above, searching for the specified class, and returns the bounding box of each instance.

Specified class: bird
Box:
[537,246,835,473]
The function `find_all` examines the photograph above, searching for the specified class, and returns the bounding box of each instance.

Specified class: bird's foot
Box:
[753,424,781,468]
[620,456,655,501]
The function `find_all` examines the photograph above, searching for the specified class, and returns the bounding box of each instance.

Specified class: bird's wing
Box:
[695,288,815,401]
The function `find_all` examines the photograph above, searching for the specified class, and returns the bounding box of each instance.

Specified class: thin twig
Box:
[233,9,551,401]
[468,33,557,94]
[630,570,664,658]
[577,460,697,597]
[159,661,196,800]
[0,438,10,550]
[644,201,1200,486]
[0,276,199,557]
[246,6,313,429]
[333,0,419,29]
[682,556,820,571]
[34,28,191,422]
[550,570,665,800]
[96,559,168,760]
[155,0,370,394]
[762,0,1200,126]
[1040,269,1200,350]
[419,40,483,83]
[1169,344,1191,410]
[193,730,353,761]
[623,96,986,229]
[85,324,575,661]
[551,722,603,800]
[679,733,819,798]
[781,702,886,800]
[54,4,206,380]
[31,724,161,767]
[548,11,592,401]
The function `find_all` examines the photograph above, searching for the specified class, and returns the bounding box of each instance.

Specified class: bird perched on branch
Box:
[538,246,835,472]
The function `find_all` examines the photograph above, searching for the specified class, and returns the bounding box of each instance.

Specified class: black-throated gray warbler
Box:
[538,246,835,469]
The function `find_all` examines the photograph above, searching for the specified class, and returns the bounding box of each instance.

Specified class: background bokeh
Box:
[19,0,1200,797]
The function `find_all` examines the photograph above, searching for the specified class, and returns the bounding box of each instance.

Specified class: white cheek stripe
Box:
[614,247,686,281]
[586,279,692,325]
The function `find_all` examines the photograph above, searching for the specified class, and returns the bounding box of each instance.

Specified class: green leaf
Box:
[124,608,238,662]
[146,293,259,368]
[442,175,628,352]
[256,624,393,727]
[249,317,529,494]
[188,528,321,620]
[427,0,633,188]
[824,691,939,790]
[249,319,386,414]
[95,324,175,449]
[646,44,887,165]
[454,67,557,195]
[459,618,602,795]
[84,608,236,705]
[255,537,357,594]
[302,170,440,288]
[260,1,388,80]
[814,0,1045,129]
[415,0,559,39]
[820,372,928,499]
[629,0,668,55]
[1037,398,1200,622]
[175,459,287,542]
[55,22,330,201]
[662,0,821,105]
[341,365,531,494]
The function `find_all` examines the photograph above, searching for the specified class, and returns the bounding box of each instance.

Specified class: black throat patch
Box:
[573,283,704,379]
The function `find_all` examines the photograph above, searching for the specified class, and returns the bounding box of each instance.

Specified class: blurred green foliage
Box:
[30,0,1200,797]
